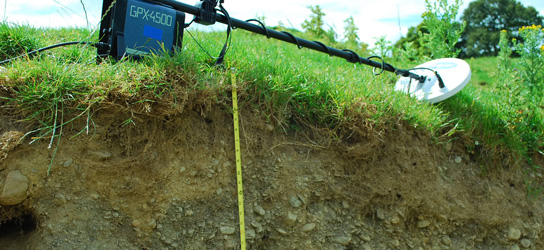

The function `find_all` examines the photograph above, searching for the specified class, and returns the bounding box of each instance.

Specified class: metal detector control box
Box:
[98,0,185,60]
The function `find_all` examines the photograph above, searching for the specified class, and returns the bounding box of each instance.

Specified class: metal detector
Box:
[98,0,471,103]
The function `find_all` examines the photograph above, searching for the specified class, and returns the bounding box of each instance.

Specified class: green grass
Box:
[467,57,498,88]
[0,22,42,60]
[0,23,542,175]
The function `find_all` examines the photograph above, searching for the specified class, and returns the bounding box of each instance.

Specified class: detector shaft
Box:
[152,0,426,82]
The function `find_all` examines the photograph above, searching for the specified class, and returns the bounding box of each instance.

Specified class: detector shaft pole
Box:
[153,0,426,82]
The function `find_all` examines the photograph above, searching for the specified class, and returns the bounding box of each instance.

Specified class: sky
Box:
[1,0,543,46]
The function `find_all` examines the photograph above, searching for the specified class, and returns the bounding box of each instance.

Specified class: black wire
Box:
[313,41,332,57]
[246,19,270,38]
[409,67,445,88]
[185,29,218,60]
[184,6,232,66]
[214,3,232,66]
[0,41,110,65]
[367,56,386,75]
[342,49,361,64]
[281,31,303,49]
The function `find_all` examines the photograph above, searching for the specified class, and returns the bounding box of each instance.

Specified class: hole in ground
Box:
[0,210,38,237]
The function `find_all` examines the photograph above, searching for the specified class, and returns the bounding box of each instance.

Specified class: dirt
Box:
[0,101,543,250]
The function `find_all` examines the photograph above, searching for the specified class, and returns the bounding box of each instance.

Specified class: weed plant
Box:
[496,26,544,156]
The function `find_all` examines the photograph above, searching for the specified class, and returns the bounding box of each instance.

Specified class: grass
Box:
[0,22,542,178]
[467,57,498,88]
[0,22,41,60]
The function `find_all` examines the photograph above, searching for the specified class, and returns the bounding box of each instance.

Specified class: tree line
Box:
[289,0,543,58]
[398,0,543,58]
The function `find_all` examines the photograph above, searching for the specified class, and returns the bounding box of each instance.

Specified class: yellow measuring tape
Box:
[231,72,246,250]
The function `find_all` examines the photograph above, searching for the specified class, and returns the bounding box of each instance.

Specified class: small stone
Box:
[520,238,531,248]
[290,196,302,208]
[442,235,451,245]
[148,218,157,229]
[301,223,316,232]
[0,170,29,205]
[362,243,372,250]
[417,220,431,228]
[246,228,256,239]
[220,226,235,235]
[132,220,141,227]
[276,228,287,235]
[297,194,307,205]
[509,245,521,250]
[342,200,349,209]
[390,216,400,224]
[376,208,385,220]
[55,194,67,205]
[360,234,371,242]
[265,124,274,131]
[391,239,400,247]
[63,158,73,167]
[454,156,462,164]
[334,236,352,246]
[285,211,297,226]
[508,228,521,241]
[251,221,263,233]
[88,150,112,160]
[437,215,448,222]
[254,205,266,216]
[224,239,237,248]
[445,142,453,151]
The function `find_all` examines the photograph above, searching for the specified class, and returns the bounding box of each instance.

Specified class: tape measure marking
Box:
[231,72,246,250]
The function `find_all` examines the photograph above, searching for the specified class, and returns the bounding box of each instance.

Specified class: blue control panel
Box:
[123,0,176,57]
[98,0,185,60]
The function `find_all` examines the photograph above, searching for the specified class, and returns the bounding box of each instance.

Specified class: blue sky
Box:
[1,0,543,45]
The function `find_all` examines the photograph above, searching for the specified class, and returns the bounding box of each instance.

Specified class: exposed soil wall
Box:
[0,104,542,249]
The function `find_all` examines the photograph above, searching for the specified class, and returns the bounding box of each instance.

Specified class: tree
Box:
[302,5,326,39]
[343,16,359,45]
[461,0,543,57]
[341,16,368,55]
[394,23,428,50]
